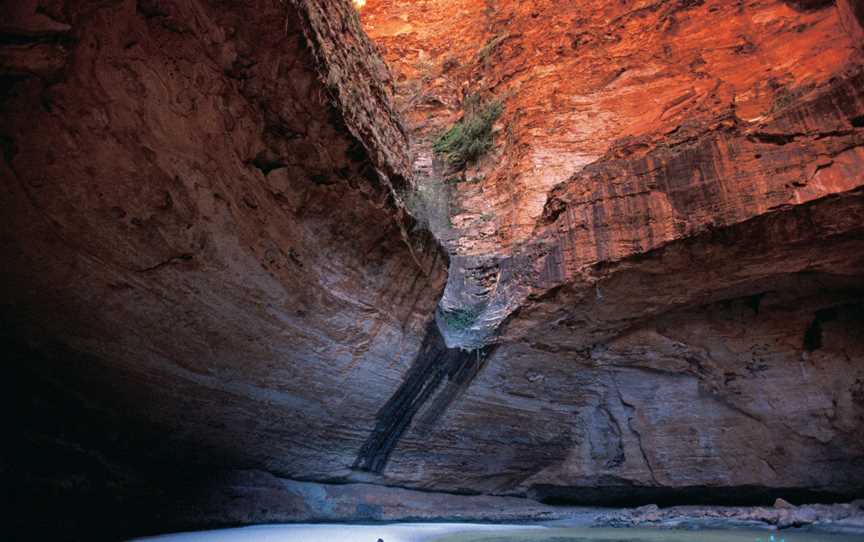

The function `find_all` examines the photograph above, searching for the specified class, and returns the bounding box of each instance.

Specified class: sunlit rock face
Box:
[2,0,864,539]
[360,0,864,500]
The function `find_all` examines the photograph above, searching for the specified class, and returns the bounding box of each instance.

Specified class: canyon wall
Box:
[1,0,446,537]
[1,0,863,539]
[361,0,864,502]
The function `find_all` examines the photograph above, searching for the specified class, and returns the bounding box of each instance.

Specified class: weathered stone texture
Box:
[361,0,864,501]
[2,0,863,538]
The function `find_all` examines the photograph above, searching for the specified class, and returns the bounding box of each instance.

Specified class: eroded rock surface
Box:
[360,0,864,501]
[1,0,444,537]
[2,0,863,539]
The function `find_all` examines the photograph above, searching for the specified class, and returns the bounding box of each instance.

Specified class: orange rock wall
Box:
[363,0,862,256]
[359,0,864,501]
[1,0,863,534]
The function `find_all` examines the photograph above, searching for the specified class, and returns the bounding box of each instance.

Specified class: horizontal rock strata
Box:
[2,0,863,539]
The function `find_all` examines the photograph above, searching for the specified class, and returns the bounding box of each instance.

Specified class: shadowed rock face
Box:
[1,0,445,537]
[2,0,864,539]
[353,321,493,474]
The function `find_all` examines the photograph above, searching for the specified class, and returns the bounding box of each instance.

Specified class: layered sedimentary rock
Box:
[1,0,445,537]
[2,0,863,539]
[360,0,864,502]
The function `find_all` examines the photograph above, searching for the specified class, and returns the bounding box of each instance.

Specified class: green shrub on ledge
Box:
[433,96,502,168]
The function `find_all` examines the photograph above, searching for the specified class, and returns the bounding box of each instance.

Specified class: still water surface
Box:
[428,527,863,542]
[130,524,864,542]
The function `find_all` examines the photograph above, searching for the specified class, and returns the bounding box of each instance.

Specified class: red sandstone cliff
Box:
[1,0,863,537]
[360,0,864,500]
[1,1,444,535]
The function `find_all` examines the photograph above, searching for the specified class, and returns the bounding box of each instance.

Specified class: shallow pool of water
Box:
[130,524,863,542]
[130,523,540,542]
[427,527,863,542]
